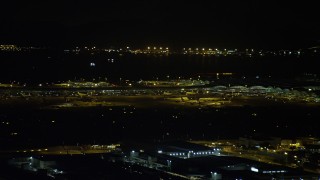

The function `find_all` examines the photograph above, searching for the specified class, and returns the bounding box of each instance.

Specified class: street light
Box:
[211,172,218,180]
[167,160,172,171]
[284,152,288,165]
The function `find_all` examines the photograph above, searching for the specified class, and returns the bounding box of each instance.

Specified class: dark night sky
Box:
[1,0,319,49]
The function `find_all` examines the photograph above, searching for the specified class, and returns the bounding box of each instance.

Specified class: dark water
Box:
[0,50,319,83]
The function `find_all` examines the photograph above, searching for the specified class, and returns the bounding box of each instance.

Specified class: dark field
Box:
[1,97,319,149]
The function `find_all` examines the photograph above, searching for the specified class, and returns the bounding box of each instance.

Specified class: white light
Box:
[251,167,259,172]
